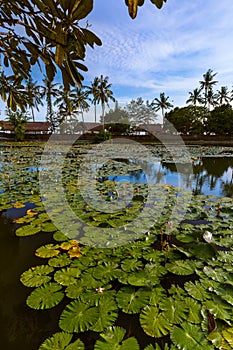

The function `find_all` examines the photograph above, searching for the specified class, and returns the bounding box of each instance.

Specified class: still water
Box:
[0,156,233,349]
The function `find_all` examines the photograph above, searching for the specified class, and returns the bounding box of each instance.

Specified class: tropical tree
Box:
[206,88,218,110]
[216,86,231,106]
[24,77,42,122]
[87,77,100,123]
[0,71,27,112]
[126,97,158,127]
[151,92,173,125]
[72,86,90,122]
[98,75,116,128]
[186,88,204,107]
[6,108,30,141]
[54,87,77,124]
[40,76,60,127]
[199,69,218,108]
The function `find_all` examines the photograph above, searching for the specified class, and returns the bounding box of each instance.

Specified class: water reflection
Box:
[107,157,233,198]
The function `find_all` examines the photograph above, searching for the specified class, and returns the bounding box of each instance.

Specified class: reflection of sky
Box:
[106,158,233,198]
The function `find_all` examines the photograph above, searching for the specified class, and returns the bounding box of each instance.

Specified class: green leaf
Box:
[94,326,139,350]
[15,224,41,236]
[204,296,232,324]
[166,259,196,275]
[20,265,54,287]
[48,254,71,268]
[90,295,118,332]
[26,283,64,309]
[140,305,172,338]
[59,300,99,333]
[66,338,85,350]
[35,244,60,258]
[54,267,81,286]
[184,281,210,301]
[116,286,150,314]
[170,322,213,350]
[38,332,72,350]
[159,297,187,324]
[222,327,233,348]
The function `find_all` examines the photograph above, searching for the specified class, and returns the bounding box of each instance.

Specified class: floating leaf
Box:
[38,332,72,350]
[159,297,187,324]
[20,265,54,287]
[15,224,41,236]
[166,259,196,275]
[116,286,150,314]
[54,267,81,286]
[59,300,99,333]
[26,283,64,309]
[184,281,210,301]
[170,322,213,350]
[94,326,139,350]
[140,305,172,338]
[90,295,118,332]
[35,244,60,258]
[48,254,71,268]
[12,201,25,208]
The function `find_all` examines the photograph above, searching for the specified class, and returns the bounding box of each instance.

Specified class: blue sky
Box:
[1,0,233,122]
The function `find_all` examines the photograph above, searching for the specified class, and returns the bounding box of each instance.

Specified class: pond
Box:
[1,143,233,350]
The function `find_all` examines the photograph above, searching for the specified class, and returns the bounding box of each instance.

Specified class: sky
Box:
[1,0,233,122]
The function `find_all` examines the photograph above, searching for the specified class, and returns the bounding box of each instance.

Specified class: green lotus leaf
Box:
[184,281,211,301]
[202,266,226,283]
[204,296,232,324]
[144,344,175,350]
[65,283,85,299]
[213,285,233,306]
[149,287,167,306]
[41,222,57,232]
[121,258,144,272]
[20,265,54,287]
[59,300,99,333]
[35,244,60,258]
[80,288,115,305]
[127,269,160,287]
[170,322,213,350]
[38,332,72,350]
[54,267,81,286]
[159,297,188,324]
[26,282,64,309]
[92,262,121,281]
[207,330,223,349]
[184,297,202,324]
[116,286,150,314]
[90,295,118,332]
[166,259,196,275]
[65,338,85,350]
[53,231,70,242]
[140,305,172,338]
[48,254,71,268]
[94,326,139,350]
[15,224,41,236]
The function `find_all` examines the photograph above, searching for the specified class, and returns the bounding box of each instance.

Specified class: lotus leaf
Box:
[166,259,196,275]
[159,297,188,324]
[38,332,72,350]
[65,338,85,350]
[222,327,233,348]
[90,295,118,332]
[65,283,85,299]
[41,222,57,232]
[140,305,172,338]
[204,296,233,324]
[59,300,99,333]
[35,244,60,258]
[184,297,202,324]
[15,224,41,236]
[121,258,144,272]
[92,262,121,282]
[54,267,81,286]
[116,286,150,314]
[170,322,214,350]
[207,331,223,349]
[94,326,140,350]
[48,254,71,268]
[184,281,211,301]
[20,265,54,287]
[26,282,64,309]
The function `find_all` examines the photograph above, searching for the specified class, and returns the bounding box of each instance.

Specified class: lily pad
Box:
[54,267,81,286]
[26,282,64,309]
[116,286,150,314]
[140,305,172,338]
[35,244,60,258]
[20,265,54,287]
[94,326,139,350]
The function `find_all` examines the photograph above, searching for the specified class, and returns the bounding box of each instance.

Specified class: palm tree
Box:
[0,71,26,112]
[87,77,100,123]
[199,69,218,108]
[97,75,115,128]
[54,87,77,124]
[206,88,218,110]
[216,86,231,105]
[151,92,173,126]
[72,86,90,122]
[186,88,204,106]
[24,77,42,122]
[40,76,60,126]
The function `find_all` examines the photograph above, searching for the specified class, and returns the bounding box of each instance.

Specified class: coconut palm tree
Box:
[87,77,100,123]
[54,87,77,123]
[199,69,218,108]
[151,92,173,126]
[97,75,115,128]
[0,71,26,112]
[40,76,60,126]
[186,88,204,106]
[72,86,90,122]
[24,77,42,122]
[216,86,231,106]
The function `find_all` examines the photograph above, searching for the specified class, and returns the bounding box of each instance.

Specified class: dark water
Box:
[0,156,233,349]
